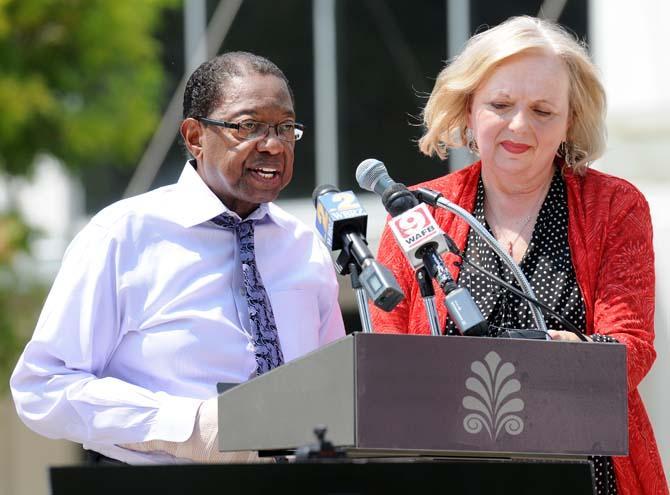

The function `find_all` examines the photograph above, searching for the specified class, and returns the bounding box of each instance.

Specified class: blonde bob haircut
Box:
[419,16,606,174]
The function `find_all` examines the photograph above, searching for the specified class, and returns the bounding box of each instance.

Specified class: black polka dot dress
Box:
[446,169,618,494]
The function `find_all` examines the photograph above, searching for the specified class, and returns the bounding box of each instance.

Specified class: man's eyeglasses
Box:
[196,117,304,142]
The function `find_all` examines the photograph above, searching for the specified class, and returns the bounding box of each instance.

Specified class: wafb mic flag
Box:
[388,203,450,269]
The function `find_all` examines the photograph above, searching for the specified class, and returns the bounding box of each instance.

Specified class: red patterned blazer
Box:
[371,161,667,494]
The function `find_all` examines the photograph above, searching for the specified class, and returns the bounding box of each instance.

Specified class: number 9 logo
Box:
[395,209,429,237]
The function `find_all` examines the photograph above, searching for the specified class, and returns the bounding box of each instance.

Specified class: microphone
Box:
[357,158,450,269]
[356,158,425,211]
[421,249,488,337]
[356,158,397,196]
[357,158,449,267]
[313,184,367,252]
[356,159,488,336]
[389,203,487,336]
[312,185,404,312]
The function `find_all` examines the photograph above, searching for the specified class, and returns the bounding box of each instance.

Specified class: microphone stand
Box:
[349,262,373,333]
[415,188,549,336]
[335,251,373,333]
[416,267,441,336]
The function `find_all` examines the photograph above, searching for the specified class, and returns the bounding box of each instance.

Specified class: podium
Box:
[49,334,625,495]
[218,333,627,458]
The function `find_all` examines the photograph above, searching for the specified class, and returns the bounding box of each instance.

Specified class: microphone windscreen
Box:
[381,183,419,217]
[312,184,339,207]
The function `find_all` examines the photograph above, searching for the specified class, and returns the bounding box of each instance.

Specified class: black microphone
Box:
[312,185,404,312]
[356,159,488,336]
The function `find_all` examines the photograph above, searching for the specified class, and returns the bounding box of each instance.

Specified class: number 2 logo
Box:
[332,192,358,210]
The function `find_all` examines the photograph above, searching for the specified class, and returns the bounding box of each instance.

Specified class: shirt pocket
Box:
[269,289,320,363]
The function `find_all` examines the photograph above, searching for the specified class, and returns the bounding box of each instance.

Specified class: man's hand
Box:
[122,397,270,463]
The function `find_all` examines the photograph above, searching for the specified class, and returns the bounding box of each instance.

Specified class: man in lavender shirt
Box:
[11,52,345,464]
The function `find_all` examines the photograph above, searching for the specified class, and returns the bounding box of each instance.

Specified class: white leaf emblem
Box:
[462,351,524,440]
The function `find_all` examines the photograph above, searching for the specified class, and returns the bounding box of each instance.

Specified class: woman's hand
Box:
[548,330,591,342]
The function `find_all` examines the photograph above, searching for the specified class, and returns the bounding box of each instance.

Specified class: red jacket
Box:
[371,161,667,494]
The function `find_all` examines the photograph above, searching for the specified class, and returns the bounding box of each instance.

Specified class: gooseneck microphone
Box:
[358,158,549,337]
[356,158,399,196]
[357,159,488,336]
[312,184,404,314]
[413,186,548,336]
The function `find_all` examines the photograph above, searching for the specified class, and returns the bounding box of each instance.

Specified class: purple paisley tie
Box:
[211,213,284,375]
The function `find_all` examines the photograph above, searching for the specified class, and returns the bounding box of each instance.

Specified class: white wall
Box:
[590,0,670,182]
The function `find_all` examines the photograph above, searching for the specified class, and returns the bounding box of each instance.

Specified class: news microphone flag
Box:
[387,203,449,269]
[315,190,368,252]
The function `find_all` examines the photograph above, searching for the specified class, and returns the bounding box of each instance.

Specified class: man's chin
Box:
[245,189,282,206]
[245,179,289,203]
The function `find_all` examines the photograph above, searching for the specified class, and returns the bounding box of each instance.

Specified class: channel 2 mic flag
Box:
[315,190,368,251]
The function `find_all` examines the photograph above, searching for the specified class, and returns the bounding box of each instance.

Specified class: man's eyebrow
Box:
[227,106,296,119]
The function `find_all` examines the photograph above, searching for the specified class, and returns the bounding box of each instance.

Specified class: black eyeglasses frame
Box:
[195,116,304,142]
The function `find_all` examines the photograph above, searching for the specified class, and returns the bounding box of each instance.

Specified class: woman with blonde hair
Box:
[371,16,666,494]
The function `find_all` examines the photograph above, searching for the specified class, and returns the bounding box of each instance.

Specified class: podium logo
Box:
[462,351,525,441]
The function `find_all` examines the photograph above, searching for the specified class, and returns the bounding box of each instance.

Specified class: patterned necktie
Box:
[211,213,284,375]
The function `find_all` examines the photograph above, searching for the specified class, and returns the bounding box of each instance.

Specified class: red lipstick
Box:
[501,141,531,154]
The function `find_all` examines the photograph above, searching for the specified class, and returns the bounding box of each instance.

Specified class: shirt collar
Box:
[174,160,273,228]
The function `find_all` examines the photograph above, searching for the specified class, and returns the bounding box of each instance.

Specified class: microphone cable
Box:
[451,254,588,342]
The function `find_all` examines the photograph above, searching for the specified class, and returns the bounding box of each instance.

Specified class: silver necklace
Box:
[485,188,547,257]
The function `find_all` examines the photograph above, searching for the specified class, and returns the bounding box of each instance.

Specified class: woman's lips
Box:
[501,141,531,154]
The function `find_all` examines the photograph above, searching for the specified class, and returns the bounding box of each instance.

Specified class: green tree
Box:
[0,212,38,393]
[0,0,177,175]
[0,0,178,390]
